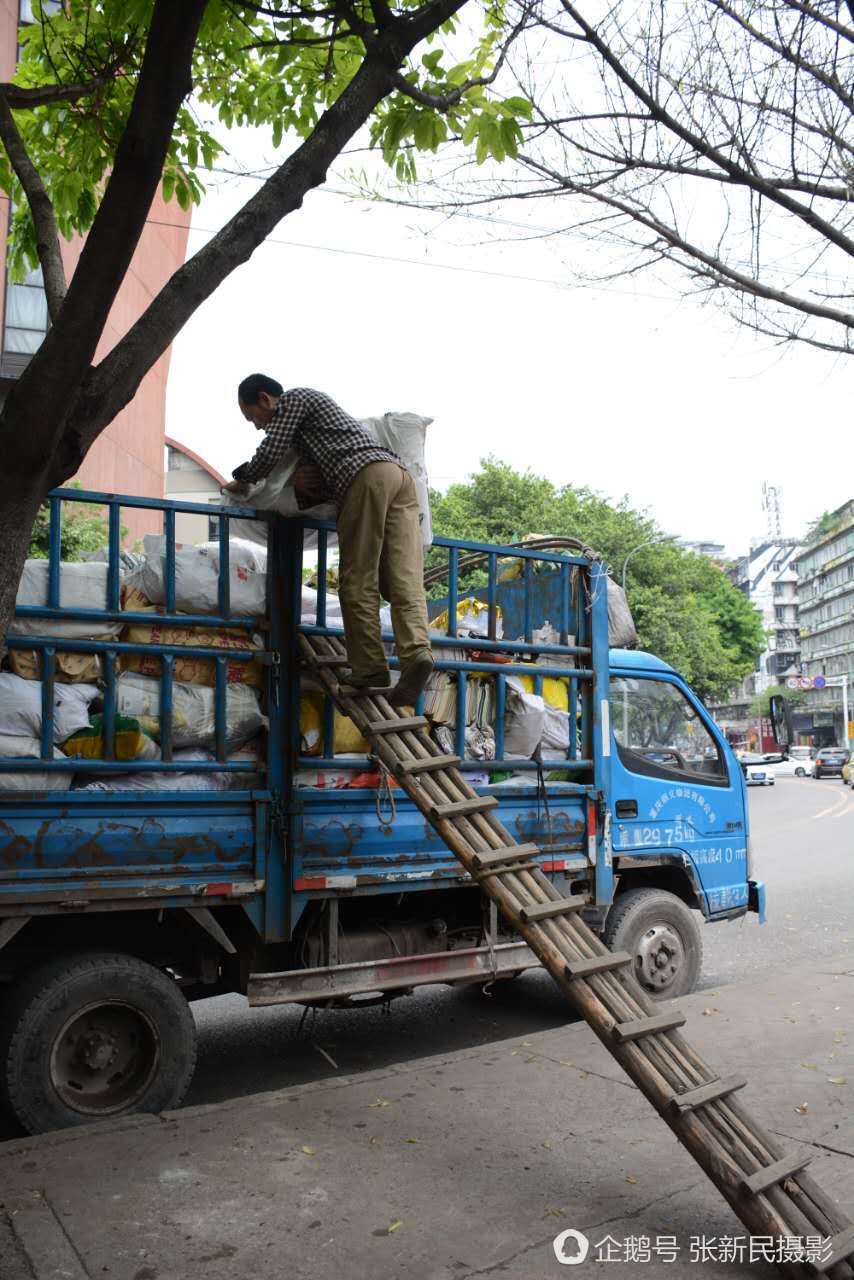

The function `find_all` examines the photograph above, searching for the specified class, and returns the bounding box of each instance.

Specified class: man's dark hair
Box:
[238,373,283,405]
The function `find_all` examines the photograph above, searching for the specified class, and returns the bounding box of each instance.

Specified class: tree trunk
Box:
[0,471,47,661]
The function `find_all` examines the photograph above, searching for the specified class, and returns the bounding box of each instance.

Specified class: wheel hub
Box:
[635,923,685,993]
[77,1029,119,1072]
[50,1001,160,1116]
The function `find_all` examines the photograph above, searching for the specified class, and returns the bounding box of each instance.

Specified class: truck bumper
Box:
[748,878,766,923]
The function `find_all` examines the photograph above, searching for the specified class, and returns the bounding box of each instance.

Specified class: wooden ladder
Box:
[299,632,853,1278]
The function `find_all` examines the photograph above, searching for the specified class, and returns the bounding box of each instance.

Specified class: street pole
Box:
[620,535,677,595]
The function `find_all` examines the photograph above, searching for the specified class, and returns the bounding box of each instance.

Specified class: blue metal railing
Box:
[293,519,606,791]
[1,487,273,784]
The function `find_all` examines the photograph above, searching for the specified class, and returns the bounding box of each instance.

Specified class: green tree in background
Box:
[27,484,108,561]
[429,458,765,702]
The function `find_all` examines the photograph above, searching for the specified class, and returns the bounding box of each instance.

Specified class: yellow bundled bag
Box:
[431,597,503,639]
[515,673,569,711]
[121,616,263,690]
[299,691,369,756]
[9,650,102,683]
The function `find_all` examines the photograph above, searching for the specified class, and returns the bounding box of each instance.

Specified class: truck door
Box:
[608,674,749,916]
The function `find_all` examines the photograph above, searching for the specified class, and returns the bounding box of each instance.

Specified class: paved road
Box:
[180,775,854,1111]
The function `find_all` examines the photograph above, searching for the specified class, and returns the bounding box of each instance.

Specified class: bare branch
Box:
[0,95,66,321]
[519,152,854,332]
[782,0,854,44]
[558,0,854,260]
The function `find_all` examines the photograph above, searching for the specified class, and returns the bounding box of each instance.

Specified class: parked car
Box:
[772,758,810,778]
[738,753,776,786]
[812,748,850,779]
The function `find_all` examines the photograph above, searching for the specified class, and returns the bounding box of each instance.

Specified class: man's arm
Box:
[232,391,304,483]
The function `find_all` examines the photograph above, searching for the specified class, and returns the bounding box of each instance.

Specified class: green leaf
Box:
[502,95,533,119]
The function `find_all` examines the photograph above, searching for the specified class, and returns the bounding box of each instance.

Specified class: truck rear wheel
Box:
[0,951,197,1135]
[603,889,702,1001]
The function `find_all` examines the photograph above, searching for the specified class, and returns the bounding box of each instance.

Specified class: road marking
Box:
[815,788,852,820]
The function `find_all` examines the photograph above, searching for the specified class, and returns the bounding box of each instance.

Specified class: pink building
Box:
[0,0,191,544]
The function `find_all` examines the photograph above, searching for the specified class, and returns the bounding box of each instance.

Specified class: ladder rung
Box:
[739,1151,813,1198]
[668,1075,747,1117]
[814,1225,854,1274]
[367,716,430,734]
[429,796,499,822]
[308,654,350,667]
[612,1010,686,1044]
[520,896,589,923]
[396,754,461,776]
[473,843,540,870]
[477,860,539,879]
[565,951,633,981]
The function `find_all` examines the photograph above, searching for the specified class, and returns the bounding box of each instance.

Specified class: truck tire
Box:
[603,889,702,1001]
[0,951,197,1135]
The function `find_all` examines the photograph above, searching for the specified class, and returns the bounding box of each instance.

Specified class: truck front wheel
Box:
[0,951,197,1135]
[603,889,702,1001]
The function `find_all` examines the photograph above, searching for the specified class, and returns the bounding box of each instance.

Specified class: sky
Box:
[164,133,852,559]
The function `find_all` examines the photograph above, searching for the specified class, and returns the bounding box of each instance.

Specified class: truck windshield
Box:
[610,676,728,786]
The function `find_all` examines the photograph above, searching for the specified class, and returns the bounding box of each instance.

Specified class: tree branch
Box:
[0,65,124,109]
[34,1,206,390]
[0,96,65,321]
[391,7,529,110]
[708,0,854,116]
[558,0,854,264]
[55,0,471,476]
[519,152,854,336]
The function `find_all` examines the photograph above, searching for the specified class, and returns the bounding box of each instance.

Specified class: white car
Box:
[771,757,811,778]
[739,755,776,786]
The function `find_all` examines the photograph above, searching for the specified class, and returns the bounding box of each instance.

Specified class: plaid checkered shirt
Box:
[232,387,401,507]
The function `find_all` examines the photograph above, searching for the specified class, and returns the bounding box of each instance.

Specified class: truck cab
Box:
[605,650,761,997]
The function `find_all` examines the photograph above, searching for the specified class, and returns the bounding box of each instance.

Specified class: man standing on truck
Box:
[223,374,434,708]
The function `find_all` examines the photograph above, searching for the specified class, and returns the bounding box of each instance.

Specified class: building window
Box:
[19,1,61,22]
[775,606,784,621]
[773,583,783,597]
[3,262,48,361]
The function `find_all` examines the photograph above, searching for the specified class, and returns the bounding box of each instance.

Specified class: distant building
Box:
[710,539,802,750]
[164,438,226,545]
[678,540,727,559]
[0,0,191,544]
[795,500,854,748]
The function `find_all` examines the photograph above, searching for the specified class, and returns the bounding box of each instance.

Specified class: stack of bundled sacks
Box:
[1,540,268,792]
[294,596,580,790]
[425,600,579,786]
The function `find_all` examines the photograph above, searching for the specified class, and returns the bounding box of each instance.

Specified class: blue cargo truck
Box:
[0,488,766,1134]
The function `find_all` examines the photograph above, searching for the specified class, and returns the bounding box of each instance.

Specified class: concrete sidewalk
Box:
[1,958,852,1280]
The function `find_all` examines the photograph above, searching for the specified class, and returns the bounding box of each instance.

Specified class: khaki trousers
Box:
[337,462,430,681]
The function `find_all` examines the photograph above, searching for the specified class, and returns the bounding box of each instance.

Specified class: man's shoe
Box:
[338,668,391,697]
[389,651,434,708]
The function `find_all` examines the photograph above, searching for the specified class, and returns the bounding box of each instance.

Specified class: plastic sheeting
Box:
[125,536,268,618]
[0,674,99,743]
[115,673,267,751]
[9,561,122,639]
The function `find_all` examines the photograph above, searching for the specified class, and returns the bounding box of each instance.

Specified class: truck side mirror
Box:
[769,694,792,748]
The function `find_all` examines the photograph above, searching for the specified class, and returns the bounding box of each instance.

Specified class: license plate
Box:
[754,772,766,780]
